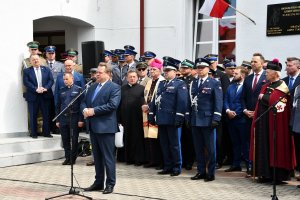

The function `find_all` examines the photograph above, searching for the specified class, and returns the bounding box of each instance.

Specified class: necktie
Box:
[198,79,203,88]
[288,77,294,91]
[92,83,102,102]
[36,67,42,87]
[234,83,240,96]
[252,73,259,91]
[49,62,53,69]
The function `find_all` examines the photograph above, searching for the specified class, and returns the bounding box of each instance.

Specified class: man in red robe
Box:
[249,59,296,183]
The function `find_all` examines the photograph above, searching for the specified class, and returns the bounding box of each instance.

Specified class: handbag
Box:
[115,125,124,148]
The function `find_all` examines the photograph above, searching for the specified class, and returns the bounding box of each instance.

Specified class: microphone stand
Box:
[45,79,95,200]
[254,91,289,200]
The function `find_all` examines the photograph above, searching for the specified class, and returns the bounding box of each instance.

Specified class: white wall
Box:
[0,0,108,134]
[237,0,300,74]
[102,0,194,60]
[0,0,194,134]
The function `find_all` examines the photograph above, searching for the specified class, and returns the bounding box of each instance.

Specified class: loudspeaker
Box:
[81,41,105,77]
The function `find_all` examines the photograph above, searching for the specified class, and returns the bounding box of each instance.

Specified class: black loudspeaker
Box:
[81,41,105,77]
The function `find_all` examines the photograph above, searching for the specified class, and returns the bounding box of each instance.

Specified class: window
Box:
[193,0,236,63]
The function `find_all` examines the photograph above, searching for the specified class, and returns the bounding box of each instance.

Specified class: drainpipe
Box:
[140,0,145,56]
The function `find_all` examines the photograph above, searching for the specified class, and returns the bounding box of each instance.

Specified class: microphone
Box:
[86,77,96,85]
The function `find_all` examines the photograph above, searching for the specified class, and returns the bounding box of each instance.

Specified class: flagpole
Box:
[227,4,256,25]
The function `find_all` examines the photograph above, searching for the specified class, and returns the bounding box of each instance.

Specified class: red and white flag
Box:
[199,0,229,18]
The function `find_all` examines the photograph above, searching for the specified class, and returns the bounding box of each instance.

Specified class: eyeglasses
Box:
[137,68,147,71]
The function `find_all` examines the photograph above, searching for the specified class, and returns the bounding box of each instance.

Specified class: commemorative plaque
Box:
[267,1,300,36]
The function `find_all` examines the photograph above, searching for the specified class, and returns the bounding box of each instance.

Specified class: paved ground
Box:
[0,156,299,200]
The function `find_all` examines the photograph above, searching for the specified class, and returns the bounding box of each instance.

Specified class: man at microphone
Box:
[55,72,85,165]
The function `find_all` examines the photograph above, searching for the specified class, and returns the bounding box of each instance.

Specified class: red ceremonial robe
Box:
[250,81,296,170]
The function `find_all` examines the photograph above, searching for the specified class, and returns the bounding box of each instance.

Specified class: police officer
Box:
[124,49,138,69]
[149,57,188,176]
[22,41,47,69]
[143,51,156,65]
[66,48,83,74]
[205,54,230,168]
[56,72,84,165]
[111,54,129,86]
[189,58,223,182]
[178,59,195,170]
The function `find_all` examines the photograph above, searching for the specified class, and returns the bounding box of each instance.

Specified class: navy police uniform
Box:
[56,84,84,163]
[149,77,188,175]
[189,58,223,181]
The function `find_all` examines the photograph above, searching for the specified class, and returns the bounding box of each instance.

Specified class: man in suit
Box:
[224,66,249,172]
[54,59,85,105]
[241,52,267,174]
[56,73,84,165]
[23,55,54,138]
[81,62,121,194]
[291,84,300,187]
[283,57,300,176]
[189,58,223,182]
[148,57,188,177]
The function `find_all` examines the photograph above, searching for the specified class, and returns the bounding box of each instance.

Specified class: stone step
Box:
[0,148,64,167]
[0,135,62,154]
[0,134,64,167]
[0,132,28,139]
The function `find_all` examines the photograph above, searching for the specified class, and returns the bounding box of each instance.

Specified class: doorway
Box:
[34,31,65,61]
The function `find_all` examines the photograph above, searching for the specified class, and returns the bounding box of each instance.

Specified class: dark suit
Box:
[224,83,248,168]
[81,80,121,188]
[241,70,267,112]
[241,70,266,170]
[283,74,300,170]
[23,66,54,137]
[54,71,85,105]
[282,74,300,102]
[211,69,231,165]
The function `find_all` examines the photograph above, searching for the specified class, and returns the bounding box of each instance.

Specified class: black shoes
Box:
[170,171,181,176]
[32,135,38,139]
[44,134,53,138]
[224,166,242,172]
[215,163,222,169]
[157,170,172,175]
[204,175,215,182]
[84,183,104,192]
[191,173,206,180]
[62,160,70,165]
[103,185,114,194]
[185,164,193,170]
[191,173,215,182]
[143,163,157,168]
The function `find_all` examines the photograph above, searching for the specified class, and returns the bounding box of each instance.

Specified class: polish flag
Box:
[199,0,229,18]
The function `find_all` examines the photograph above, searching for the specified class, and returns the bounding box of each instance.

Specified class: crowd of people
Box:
[21,41,300,194]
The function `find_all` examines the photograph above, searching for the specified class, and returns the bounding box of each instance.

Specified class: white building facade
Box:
[0,0,299,135]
